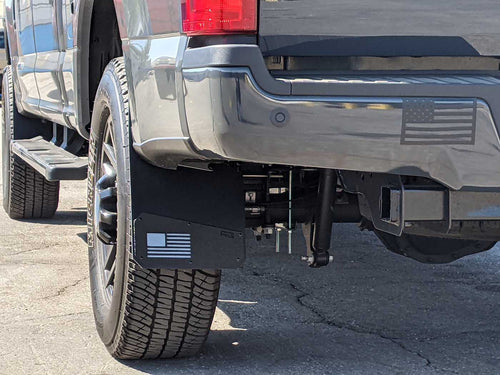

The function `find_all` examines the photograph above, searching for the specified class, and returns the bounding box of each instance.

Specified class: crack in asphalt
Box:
[41,276,89,300]
[3,245,50,257]
[290,281,462,374]
[250,269,459,374]
[8,311,90,325]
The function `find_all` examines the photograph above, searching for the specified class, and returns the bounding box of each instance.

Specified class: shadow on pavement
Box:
[118,226,500,375]
[23,209,86,226]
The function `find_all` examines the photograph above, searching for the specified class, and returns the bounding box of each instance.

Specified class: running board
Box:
[11,137,87,181]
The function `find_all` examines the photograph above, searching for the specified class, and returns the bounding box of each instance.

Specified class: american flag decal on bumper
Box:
[401,99,477,145]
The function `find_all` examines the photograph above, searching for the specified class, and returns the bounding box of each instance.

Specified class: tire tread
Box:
[2,66,59,219]
[91,59,220,360]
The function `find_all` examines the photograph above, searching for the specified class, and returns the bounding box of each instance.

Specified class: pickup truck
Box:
[3,0,500,360]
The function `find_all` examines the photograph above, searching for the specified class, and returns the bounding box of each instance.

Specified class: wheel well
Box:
[87,0,123,133]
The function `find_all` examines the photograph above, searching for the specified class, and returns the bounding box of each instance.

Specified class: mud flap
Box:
[130,148,245,269]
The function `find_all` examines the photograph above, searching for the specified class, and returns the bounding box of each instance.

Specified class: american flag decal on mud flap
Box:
[401,99,477,145]
[146,233,192,259]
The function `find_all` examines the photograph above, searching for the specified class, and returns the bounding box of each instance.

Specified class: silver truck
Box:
[3,0,500,360]
[0,0,7,84]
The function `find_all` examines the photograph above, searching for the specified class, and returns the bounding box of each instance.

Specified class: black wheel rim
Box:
[94,116,118,304]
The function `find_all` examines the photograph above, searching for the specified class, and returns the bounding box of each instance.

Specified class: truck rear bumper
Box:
[128,44,500,190]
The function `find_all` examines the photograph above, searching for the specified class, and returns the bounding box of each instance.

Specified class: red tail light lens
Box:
[182,0,257,36]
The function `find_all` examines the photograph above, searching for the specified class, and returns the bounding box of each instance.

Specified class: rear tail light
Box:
[181,0,257,36]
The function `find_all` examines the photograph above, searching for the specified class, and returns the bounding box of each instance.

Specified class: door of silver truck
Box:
[31,0,65,125]
[12,0,40,115]
[59,0,76,128]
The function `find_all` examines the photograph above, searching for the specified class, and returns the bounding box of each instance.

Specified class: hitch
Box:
[303,169,336,268]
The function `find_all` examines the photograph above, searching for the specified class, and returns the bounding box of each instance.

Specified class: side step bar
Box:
[11,137,87,181]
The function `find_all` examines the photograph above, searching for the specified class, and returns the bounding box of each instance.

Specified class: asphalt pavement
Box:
[1,164,500,374]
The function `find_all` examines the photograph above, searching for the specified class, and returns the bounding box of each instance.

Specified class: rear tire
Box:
[88,58,221,360]
[1,66,59,219]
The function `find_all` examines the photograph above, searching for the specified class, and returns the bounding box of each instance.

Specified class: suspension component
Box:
[242,165,360,265]
[304,169,336,268]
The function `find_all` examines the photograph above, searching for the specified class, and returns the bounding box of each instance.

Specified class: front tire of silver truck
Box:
[1,65,59,219]
[88,58,221,359]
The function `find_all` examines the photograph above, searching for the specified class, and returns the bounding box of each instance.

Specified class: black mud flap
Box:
[130,148,245,269]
